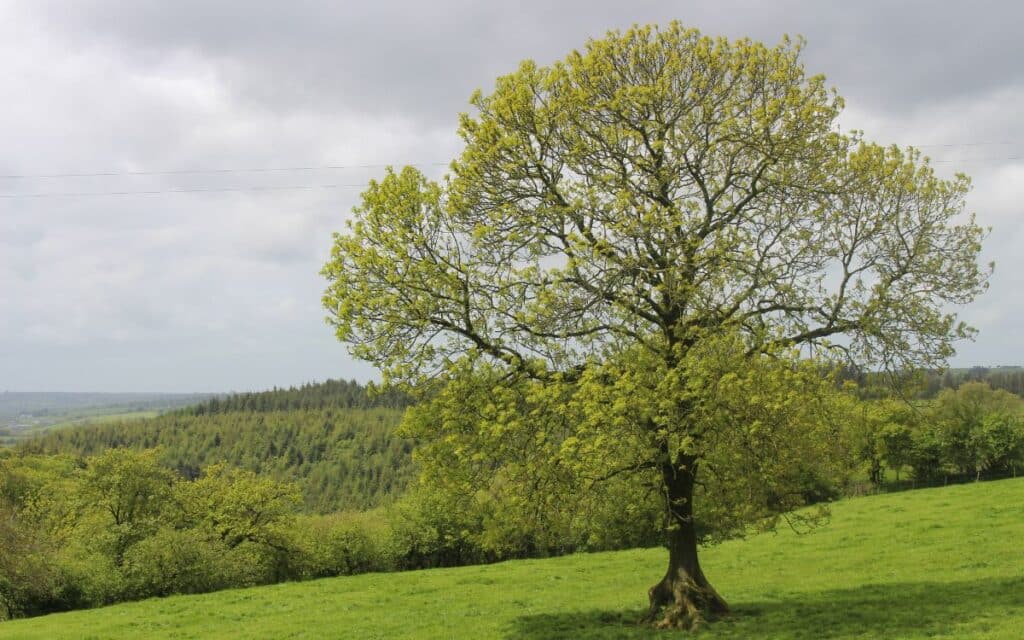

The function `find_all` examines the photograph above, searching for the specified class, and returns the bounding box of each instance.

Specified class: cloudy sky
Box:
[1,1,1021,392]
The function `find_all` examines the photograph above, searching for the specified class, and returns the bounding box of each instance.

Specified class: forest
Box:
[19,380,414,512]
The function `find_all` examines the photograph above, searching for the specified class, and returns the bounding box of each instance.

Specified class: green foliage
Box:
[953,366,1024,396]
[0,498,63,620]
[843,382,1024,487]
[931,382,1024,478]
[973,412,1024,477]
[78,449,176,561]
[400,361,666,558]
[295,510,393,578]
[647,337,848,538]
[401,336,852,557]
[121,528,235,598]
[5,444,645,620]
[176,463,301,551]
[324,23,987,387]
[907,424,946,483]
[385,487,489,569]
[878,422,915,482]
[846,399,920,486]
[2,429,1021,624]
[22,405,413,513]
[0,450,312,618]
[49,547,125,610]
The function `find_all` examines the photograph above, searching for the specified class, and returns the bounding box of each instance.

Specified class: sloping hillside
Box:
[18,380,415,511]
[4,477,1021,639]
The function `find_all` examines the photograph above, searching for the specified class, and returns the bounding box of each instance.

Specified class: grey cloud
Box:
[1,1,1021,391]
[21,1,1024,125]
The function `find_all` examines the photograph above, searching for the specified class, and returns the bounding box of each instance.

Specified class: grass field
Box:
[3,478,1022,639]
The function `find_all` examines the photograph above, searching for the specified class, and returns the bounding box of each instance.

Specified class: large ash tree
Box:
[323,23,988,629]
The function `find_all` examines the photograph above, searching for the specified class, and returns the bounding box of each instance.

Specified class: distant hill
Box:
[0,391,216,420]
[0,391,218,447]
[17,379,416,512]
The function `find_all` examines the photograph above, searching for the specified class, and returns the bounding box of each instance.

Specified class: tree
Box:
[972,413,1023,479]
[848,401,888,487]
[933,380,1019,477]
[930,382,1022,479]
[78,448,176,564]
[874,399,920,485]
[175,463,301,560]
[908,423,946,483]
[322,23,988,628]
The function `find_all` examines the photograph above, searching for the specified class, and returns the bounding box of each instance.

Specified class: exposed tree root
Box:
[643,573,729,630]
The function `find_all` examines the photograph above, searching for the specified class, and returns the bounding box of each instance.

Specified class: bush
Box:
[121,528,236,598]
[0,551,63,619]
[51,547,125,609]
[386,489,486,570]
[295,511,394,578]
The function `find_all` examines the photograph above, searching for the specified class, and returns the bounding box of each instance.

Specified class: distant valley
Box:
[0,391,218,446]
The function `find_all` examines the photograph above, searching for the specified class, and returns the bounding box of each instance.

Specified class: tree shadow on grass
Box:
[506,576,1024,639]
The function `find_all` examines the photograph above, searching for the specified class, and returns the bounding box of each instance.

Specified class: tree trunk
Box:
[869,458,883,487]
[644,456,729,630]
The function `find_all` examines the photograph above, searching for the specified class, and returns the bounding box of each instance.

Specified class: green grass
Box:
[4,478,1023,639]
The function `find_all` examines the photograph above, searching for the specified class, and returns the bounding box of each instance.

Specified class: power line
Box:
[0,142,1020,181]
[0,162,449,180]
[0,151,1020,200]
[0,182,368,197]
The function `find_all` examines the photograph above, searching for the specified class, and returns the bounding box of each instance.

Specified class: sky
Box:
[1,1,1021,392]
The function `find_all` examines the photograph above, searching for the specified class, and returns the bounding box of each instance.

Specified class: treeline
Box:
[0,448,661,620]
[19,407,413,512]
[178,378,412,415]
[19,376,1024,515]
[838,366,1024,399]
[923,367,1024,398]
[848,382,1024,489]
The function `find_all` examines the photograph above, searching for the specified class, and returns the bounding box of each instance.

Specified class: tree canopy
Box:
[322,22,989,629]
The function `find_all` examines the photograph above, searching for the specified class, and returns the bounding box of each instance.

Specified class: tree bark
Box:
[644,456,729,630]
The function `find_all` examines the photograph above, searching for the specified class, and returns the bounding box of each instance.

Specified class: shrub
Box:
[121,528,235,598]
[295,511,394,578]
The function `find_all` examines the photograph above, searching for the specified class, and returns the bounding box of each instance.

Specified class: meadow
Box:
[3,477,1021,639]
